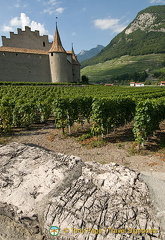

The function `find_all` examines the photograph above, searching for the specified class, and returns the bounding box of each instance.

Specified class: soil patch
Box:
[1,121,165,173]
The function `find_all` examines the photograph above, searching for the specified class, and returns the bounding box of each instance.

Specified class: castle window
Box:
[51,53,53,56]
[43,41,46,47]
[16,53,18,56]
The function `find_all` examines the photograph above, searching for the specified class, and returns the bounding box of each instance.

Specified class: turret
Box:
[71,44,81,83]
[49,24,68,83]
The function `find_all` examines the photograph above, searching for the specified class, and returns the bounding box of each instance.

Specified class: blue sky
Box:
[0,0,165,53]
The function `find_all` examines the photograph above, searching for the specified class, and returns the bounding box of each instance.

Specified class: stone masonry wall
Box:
[2,26,52,51]
[0,51,51,82]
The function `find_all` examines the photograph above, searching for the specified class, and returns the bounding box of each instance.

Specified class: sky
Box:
[0,0,165,54]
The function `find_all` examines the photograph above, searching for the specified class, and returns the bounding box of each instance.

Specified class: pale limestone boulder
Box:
[0,143,162,240]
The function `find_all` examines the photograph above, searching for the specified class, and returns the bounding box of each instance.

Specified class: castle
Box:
[0,25,80,83]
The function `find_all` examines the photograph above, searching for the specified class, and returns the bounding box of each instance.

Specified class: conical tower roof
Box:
[49,25,66,53]
[71,45,81,66]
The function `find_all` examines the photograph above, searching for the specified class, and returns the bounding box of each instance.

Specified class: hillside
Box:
[81,5,165,68]
[77,45,104,62]
[81,54,165,83]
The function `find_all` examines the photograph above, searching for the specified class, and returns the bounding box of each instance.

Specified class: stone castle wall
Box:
[67,60,74,83]
[0,26,80,83]
[73,65,80,83]
[2,26,52,51]
[0,51,51,82]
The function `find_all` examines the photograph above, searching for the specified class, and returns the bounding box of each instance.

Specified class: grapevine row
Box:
[0,95,135,136]
[133,98,165,145]
[1,85,165,145]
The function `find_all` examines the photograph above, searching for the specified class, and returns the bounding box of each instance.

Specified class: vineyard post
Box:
[67,113,71,135]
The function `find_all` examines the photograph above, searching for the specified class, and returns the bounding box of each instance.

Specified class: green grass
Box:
[78,132,92,141]
[81,54,165,82]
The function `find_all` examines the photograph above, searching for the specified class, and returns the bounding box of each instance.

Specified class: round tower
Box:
[49,25,68,83]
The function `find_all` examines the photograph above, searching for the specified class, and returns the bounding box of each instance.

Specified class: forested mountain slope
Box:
[81,5,165,68]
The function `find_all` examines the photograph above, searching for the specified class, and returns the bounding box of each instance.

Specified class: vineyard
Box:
[1,85,165,146]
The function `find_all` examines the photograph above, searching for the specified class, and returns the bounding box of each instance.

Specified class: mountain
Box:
[77,45,104,62]
[81,5,165,68]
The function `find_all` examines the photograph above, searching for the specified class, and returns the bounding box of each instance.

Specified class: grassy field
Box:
[81,54,165,83]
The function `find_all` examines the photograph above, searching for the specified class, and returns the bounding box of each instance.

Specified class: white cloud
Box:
[93,18,127,33]
[48,34,53,41]
[150,0,165,3]
[93,18,119,30]
[1,25,14,32]
[2,13,51,39]
[44,7,64,15]
[43,0,64,15]
[10,13,30,27]
[43,8,52,14]
[14,0,28,8]
[47,0,58,6]
[55,7,64,14]
[30,21,48,35]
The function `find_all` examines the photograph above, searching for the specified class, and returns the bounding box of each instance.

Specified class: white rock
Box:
[0,142,162,240]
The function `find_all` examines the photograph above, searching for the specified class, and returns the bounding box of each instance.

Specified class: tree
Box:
[81,75,89,84]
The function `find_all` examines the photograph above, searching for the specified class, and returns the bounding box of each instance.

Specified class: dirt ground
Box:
[2,121,165,173]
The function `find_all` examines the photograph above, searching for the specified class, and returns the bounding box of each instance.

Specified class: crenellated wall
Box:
[2,26,52,51]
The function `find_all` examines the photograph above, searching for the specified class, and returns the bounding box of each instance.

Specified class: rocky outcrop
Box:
[125,13,153,34]
[0,143,163,240]
[125,13,165,35]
